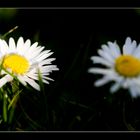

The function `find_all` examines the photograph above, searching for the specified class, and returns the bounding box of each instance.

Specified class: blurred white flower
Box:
[0,37,59,90]
[88,37,140,98]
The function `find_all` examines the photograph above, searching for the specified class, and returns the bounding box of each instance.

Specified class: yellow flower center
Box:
[115,55,140,77]
[3,54,29,75]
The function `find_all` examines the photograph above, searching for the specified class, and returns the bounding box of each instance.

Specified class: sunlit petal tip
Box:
[125,37,131,43]
[18,36,24,42]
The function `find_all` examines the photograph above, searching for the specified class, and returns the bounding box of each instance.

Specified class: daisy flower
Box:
[0,37,59,91]
[88,37,140,98]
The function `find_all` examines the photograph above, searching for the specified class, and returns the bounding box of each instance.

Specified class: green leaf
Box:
[8,89,22,110]
[38,69,45,93]
[8,89,22,124]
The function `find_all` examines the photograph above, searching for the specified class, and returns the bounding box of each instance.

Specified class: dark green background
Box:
[0,9,140,131]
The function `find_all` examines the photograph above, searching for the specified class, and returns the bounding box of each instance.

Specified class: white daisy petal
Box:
[40,65,59,73]
[133,43,140,57]
[17,75,27,86]
[123,38,130,54]
[9,37,16,52]
[131,40,137,54]
[97,49,114,63]
[29,47,46,62]
[26,50,41,60]
[24,76,40,91]
[24,42,39,58]
[129,85,139,98]
[17,37,24,52]
[110,82,121,93]
[20,39,31,54]
[114,42,121,55]
[24,39,31,48]
[94,76,112,87]
[26,73,38,80]
[121,78,130,88]
[88,68,113,75]
[132,78,140,86]
[134,86,140,97]
[0,40,9,55]
[39,58,56,66]
[40,73,49,76]
[42,79,49,84]
[123,40,137,55]
[0,75,13,88]
[108,41,121,58]
[42,76,54,81]
[91,56,113,67]
[37,52,54,61]
[29,42,38,50]
[123,37,137,55]
[125,37,131,46]
[101,44,113,56]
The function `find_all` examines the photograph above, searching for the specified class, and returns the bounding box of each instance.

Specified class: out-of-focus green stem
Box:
[122,101,135,131]
[0,26,18,39]
[3,92,7,122]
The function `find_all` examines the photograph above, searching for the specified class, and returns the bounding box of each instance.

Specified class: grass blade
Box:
[3,93,7,122]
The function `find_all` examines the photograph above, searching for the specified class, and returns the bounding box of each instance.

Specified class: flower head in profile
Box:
[88,37,140,98]
[0,37,59,90]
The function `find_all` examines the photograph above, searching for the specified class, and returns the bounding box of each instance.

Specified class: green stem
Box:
[1,26,18,39]
[3,92,7,123]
